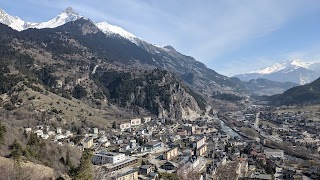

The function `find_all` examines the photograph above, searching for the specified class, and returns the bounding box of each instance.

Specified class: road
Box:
[254,112,260,130]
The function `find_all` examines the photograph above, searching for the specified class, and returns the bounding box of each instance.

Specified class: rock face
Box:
[92,69,206,119]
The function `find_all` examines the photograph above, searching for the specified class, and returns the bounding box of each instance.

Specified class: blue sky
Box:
[1,0,320,76]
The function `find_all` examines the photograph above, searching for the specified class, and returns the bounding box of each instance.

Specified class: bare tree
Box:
[177,166,201,180]
[0,162,52,180]
[93,166,112,180]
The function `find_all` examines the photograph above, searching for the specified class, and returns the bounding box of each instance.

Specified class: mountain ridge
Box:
[235,59,320,85]
[0,6,299,102]
[270,77,320,105]
[0,7,138,43]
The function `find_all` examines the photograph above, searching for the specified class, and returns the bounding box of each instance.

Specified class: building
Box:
[176,127,188,136]
[264,149,284,159]
[145,141,162,151]
[92,151,126,165]
[194,136,207,156]
[93,128,99,134]
[130,118,141,126]
[163,147,178,160]
[120,122,131,131]
[113,169,138,180]
[56,127,62,134]
[143,117,152,123]
[139,165,154,175]
[82,137,93,149]
[25,127,32,133]
[102,157,138,173]
[160,161,178,171]
[196,144,207,156]
[184,124,196,135]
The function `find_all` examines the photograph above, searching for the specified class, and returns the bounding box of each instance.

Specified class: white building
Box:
[102,141,111,147]
[48,131,56,136]
[41,134,49,140]
[93,128,99,134]
[130,118,141,126]
[57,127,62,134]
[55,134,66,140]
[25,127,32,133]
[143,117,152,123]
[264,149,284,159]
[65,131,73,137]
[98,136,108,143]
[35,130,43,137]
[92,151,126,165]
[120,122,131,131]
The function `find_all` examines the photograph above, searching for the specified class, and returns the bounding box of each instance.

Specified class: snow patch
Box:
[250,59,313,75]
[95,21,138,43]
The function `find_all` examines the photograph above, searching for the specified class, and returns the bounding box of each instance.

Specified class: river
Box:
[218,118,242,139]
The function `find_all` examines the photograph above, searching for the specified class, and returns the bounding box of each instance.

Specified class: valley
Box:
[0,5,319,180]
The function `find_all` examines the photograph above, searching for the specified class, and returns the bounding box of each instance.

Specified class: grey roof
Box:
[140,165,152,169]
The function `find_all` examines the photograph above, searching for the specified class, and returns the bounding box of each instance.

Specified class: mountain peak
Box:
[0,7,27,31]
[163,45,176,51]
[62,7,77,15]
[288,59,310,68]
[0,8,6,15]
[34,7,83,29]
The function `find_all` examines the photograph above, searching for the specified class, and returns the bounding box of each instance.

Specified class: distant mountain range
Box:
[234,59,320,85]
[0,6,303,117]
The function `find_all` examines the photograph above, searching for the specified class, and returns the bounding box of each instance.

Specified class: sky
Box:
[1,0,320,76]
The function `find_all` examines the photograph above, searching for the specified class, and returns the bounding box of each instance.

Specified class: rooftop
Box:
[95,151,124,157]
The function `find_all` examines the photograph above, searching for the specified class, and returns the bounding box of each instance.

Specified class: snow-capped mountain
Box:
[0,7,137,43]
[0,7,83,31]
[0,8,31,31]
[234,59,320,85]
[33,7,83,29]
[250,59,311,74]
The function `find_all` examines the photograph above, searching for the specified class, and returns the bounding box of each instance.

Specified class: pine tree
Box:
[112,121,117,129]
[75,149,93,180]
[66,150,72,167]
[0,122,6,145]
[10,139,23,163]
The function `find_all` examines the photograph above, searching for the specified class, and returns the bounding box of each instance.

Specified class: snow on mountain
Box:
[34,7,83,29]
[235,59,320,85]
[0,7,138,43]
[95,21,138,43]
[0,8,32,31]
[250,59,311,74]
[0,7,83,31]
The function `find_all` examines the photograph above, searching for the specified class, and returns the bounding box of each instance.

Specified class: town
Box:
[23,105,320,179]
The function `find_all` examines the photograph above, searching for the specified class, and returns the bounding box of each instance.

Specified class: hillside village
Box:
[20,104,320,179]
[0,3,320,180]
